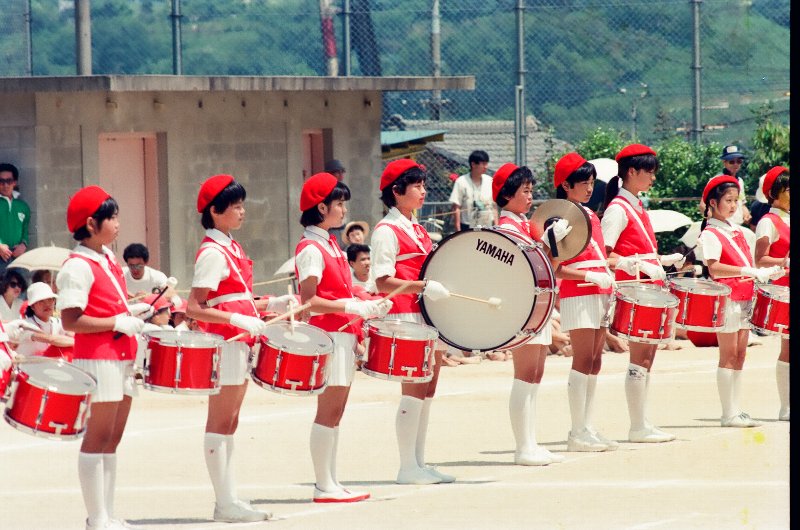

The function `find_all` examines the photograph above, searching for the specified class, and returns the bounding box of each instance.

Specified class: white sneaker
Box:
[313,486,370,503]
[589,429,619,451]
[539,446,565,463]
[628,425,676,443]
[721,412,761,428]
[567,429,607,452]
[779,407,790,421]
[85,519,130,530]
[514,446,551,466]
[396,466,442,485]
[423,465,455,483]
[213,500,271,523]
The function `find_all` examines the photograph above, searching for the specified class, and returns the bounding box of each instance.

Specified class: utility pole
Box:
[690,0,703,142]
[171,0,183,75]
[75,0,92,75]
[430,0,442,120]
[24,0,32,75]
[342,0,351,76]
[514,0,526,166]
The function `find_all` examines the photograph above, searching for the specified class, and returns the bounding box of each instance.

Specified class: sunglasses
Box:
[127,263,145,270]
[0,178,16,185]
[8,282,21,288]
[725,159,743,165]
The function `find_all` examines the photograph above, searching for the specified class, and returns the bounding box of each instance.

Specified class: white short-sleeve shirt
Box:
[600,187,641,249]
[191,229,238,290]
[123,265,168,295]
[295,225,342,282]
[698,217,748,263]
[754,207,790,244]
[449,173,495,226]
[56,245,127,311]
[369,207,422,284]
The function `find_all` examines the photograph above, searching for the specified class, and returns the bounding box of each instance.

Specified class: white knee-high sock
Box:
[224,435,238,501]
[568,370,588,433]
[332,426,342,487]
[731,368,743,414]
[509,379,534,453]
[528,383,540,447]
[625,364,648,431]
[102,453,117,519]
[204,433,234,506]
[310,423,337,492]
[396,396,423,472]
[717,367,736,419]
[78,452,107,526]
[415,398,433,468]
[585,374,598,432]
[776,360,790,412]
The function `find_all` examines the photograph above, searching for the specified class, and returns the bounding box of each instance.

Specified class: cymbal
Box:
[529,199,591,261]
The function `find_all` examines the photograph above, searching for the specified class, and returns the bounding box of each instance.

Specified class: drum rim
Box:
[418,226,551,352]
[755,283,790,300]
[668,277,732,295]
[3,411,86,441]
[144,329,225,347]
[14,358,97,394]
[366,318,439,341]
[616,285,680,308]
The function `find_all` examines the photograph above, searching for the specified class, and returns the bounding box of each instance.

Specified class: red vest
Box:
[374,221,432,314]
[608,197,660,282]
[761,212,790,287]
[70,252,137,361]
[497,215,532,240]
[560,208,613,298]
[704,225,755,301]
[194,237,258,344]
[295,237,362,338]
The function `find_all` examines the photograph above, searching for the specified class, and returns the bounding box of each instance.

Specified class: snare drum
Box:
[419,227,556,351]
[749,284,789,338]
[251,322,333,396]
[610,284,679,344]
[4,358,96,440]
[363,319,437,382]
[668,278,731,332]
[143,330,223,395]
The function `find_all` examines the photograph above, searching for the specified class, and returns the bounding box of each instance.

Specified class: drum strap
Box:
[707,226,753,266]
[199,242,259,315]
[572,259,608,270]
[206,292,253,307]
[397,252,427,262]
[614,199,657,254]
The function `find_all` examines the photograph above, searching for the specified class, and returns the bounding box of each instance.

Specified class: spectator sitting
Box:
[343,221,369,247]
[346,243,372,290]
[1,269,27,322]
[6,282,74,358]
[123,243,169,297]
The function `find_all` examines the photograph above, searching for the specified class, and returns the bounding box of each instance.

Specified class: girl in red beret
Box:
[186,175,293,523]
[753,166,790,420]
[698,176,785,427]
[492,163,568,466]
[295,172,391,502]
[553,153,618,452]
[369,159,455,485]
[57,186,151,530]
[601,144,684,443]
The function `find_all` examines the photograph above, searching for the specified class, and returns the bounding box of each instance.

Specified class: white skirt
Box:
[720,300,753,333]
[560,294,612,332]
[523,317,553,346]
[326,332,357,387]
[72,359,138,403]
[220,341,249,386]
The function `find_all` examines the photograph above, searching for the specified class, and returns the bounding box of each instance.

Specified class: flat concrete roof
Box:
[0,75,475,93]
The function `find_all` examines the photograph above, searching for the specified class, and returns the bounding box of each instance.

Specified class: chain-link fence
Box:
[1,0,789,190]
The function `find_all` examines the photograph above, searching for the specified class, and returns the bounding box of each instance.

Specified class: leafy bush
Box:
[746,104,790,184]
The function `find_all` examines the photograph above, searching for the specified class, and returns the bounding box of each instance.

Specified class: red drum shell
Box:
[668,278,731,332]
[143,330,223,395]
[750,284,789,338]
[363,319,437,382]
[610,284,679,344]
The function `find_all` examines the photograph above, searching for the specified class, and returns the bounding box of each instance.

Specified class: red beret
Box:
[492,163,519,202]
[615,143,657,162]
[67,185,111,232]
[197,174,235,213]
[300,172,339,211]
[142,293,173,312]
[554,152,587,188]
[762,166,788,200]
[380,159,423,191]
[702,175,739,205]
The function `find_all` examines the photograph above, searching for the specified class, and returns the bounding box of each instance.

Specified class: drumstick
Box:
[288,285,296,333]
[336,279,416,332]
[174,274,298,294]
[225,301,312,342]
[449,292,502,308]
[577,278,658,288]
[114,283,170,340]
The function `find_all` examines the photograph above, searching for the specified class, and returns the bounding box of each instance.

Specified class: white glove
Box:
[541,218,573,248]
[344,299,393,319]
[615,256,640,276]
[113,315,145,336]
[422,280,450,301]
[141,323,162,334]
[766,265,786,281]
[584,271,616,289]
[660,253,686,268]
[638,260,667,281]
[740,267,772,283]
[266,294,298,313]
[128,302,155,320]
[229,313,268,336]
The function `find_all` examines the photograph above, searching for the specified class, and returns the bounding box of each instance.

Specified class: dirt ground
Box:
[1,335,789,530]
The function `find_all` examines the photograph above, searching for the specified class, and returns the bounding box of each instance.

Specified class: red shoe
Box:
[313,486,370,503]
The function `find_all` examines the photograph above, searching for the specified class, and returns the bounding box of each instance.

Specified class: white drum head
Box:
[617,284,679,308]
[17,358,96,395]
[420,228,543,351]
[262,321,333,355]
[144,329,224,348]
[367,319,438,341]
[669,277,731,296]
[757,283,789,302]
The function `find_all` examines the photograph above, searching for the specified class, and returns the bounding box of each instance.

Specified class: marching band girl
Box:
[753,166,790,421]
[492,162,568,465]
[369,159,455,485]
[601,144,684,443]
[186,174,293,522]
[553,153,618,452]
[57,186,151,530]
[295,172,390,502]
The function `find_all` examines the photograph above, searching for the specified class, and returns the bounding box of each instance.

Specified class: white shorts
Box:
[326,332,357,387]
[560,294,612,332]
[720,300,753,334]
[72,360,138,403]
[220,341,249,386]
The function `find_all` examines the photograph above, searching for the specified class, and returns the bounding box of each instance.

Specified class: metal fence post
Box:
[75,0,92,75]
[171,0,183,75]
[691,0,703,143]
[343,0,351,76]
[515,0,527,166]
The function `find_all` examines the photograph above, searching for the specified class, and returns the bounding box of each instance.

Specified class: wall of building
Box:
[1,88,383,290]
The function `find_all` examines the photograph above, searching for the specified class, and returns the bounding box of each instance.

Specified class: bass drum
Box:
[419,227,556,352]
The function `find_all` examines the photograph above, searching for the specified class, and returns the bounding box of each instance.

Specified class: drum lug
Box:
[272,351,284,390]
[5,378,18,410]
[75,396,90,431]
[310,356,320,388]
[389,338,397,372]
[627,303,636,338]
[211,349,220,384]
[422,343,431,373]
[174,347,183,387]
[658,308,667,338]
[681,294,689,324]
[711,298,718,325]
[143,345,151,378]
[35,390,49,433]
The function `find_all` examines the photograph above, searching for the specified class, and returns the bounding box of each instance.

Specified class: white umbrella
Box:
[8,245,72,271]
[588,158,617,183]
[273,256,295,276]
[680,221,757,262]
[647,209,692,233]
